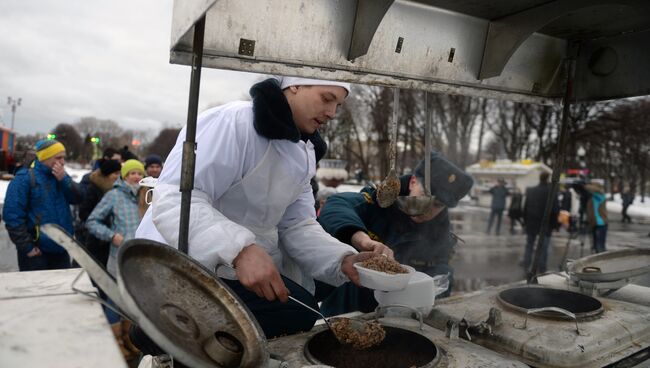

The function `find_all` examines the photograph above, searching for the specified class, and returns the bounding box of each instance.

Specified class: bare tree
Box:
[51,123,83,161]
[145,128,182,160]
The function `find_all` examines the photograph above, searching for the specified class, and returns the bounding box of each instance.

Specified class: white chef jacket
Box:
[136,101,356,288]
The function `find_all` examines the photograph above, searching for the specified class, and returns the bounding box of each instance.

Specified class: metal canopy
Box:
[170,0,650,104]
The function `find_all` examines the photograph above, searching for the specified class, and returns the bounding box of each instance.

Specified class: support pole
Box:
[178,16,205,255]
[528,44,578,283]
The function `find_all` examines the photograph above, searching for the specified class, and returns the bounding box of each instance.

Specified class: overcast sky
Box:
[0,0,262,136]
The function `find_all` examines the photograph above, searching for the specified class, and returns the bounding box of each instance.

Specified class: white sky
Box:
[0,0,262,136]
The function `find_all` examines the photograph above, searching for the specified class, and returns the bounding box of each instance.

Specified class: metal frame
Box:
[171,0,650,284]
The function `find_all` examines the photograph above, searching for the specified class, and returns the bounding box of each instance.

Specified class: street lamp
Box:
[7,97,22,131]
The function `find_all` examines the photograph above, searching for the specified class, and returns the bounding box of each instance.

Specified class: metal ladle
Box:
[376,88,401,208]
[397,91,436,216]
[287,296,381,347]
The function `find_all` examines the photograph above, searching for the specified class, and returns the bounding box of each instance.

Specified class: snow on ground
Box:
[607,193,650,221]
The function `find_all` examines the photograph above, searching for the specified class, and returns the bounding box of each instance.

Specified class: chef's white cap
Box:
[274,76,351,96]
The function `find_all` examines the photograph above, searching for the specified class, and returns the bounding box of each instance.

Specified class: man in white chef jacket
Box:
[136,76,385,339]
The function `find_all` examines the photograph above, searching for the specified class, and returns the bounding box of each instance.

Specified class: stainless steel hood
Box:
[170,0,650,104]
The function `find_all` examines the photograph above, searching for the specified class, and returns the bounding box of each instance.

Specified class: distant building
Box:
[466,159,552,207]
[316,159,348,188]
[0,126,16,155]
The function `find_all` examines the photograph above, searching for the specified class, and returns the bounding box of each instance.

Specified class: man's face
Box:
[284,85,347,134]
[146,163,162,178]
[407,175,446,223]
[41,152,66,169]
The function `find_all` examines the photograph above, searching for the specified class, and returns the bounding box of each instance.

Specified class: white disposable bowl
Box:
[373,271,436,315]
[353,262,415,291]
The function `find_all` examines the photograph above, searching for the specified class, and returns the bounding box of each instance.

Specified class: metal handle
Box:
[70,270,131,321]
[287,296,332,330]
[375,304,424,330]
[389,88,399,171]
[514,307,583,335]
[424,91,432,195]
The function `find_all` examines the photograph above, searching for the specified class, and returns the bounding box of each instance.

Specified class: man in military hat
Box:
[317,151,473,315]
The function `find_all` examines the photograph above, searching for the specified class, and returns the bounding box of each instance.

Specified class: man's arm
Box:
[319,192,393,256]
[152,183,256,271]
[3,174,36,253]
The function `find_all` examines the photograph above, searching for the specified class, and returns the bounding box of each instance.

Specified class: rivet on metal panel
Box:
[238,38,256,57]
[448,48,455,63]
[395,37,404,53]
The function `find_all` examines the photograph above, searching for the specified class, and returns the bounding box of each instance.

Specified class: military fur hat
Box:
[414,151,473,208]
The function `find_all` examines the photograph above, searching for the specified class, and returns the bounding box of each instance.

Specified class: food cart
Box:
[7,1,650,367]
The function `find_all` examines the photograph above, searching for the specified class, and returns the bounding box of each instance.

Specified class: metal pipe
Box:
[178,16,205,255]
[424,92,431,194]
[528,43,578,283]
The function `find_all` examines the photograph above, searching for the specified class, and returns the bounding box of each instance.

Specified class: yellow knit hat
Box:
[121,159,145,179]
[35,140,66,162]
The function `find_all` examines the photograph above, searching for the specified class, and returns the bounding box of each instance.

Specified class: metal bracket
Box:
[238,38,256,57]
[347,0,394,61]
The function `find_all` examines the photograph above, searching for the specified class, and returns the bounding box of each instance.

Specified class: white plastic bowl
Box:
[353,262,415,291]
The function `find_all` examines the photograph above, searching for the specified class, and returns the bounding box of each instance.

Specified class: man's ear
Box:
[289,85,299,93]
[408,175,418,192]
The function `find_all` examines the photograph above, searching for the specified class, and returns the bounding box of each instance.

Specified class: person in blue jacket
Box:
[317,151,473,316]
[3,139,81,271]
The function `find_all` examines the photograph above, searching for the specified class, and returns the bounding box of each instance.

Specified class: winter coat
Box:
[3,161,81,254]
[79,169,116,221]
[135,78,355,287]
[586,192,608,228]
[621,192,634,207]
[508,192,523,218]
[523,183,559,236]
[318,175,456,275]
[86,178,142,245]
[78,169,117,265]
[87,178,146,276]
[489,185,508,211]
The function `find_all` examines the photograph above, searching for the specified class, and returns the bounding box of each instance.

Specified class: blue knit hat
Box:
[144,154,163,169]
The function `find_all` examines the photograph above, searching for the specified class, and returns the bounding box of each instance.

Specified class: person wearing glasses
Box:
[317,151,473,316]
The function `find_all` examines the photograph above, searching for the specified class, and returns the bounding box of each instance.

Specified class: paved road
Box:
[449,205,650,293]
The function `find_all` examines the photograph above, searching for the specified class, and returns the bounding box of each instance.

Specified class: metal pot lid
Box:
[497,286,603,320]
[117,239,268,368]
[568,248,650,283]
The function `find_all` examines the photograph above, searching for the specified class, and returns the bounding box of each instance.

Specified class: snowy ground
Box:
[607,193,650,222]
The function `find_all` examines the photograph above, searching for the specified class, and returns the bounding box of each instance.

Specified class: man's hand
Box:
[52,162,66,181]
[233,244,289,302]
[112,233,124,246]
[340,251,376,285]
[350,231,394,258]
[26,246,42,258]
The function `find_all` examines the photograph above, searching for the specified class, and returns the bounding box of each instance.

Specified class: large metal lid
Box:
[117,239,268,368]
[568,248,650,283]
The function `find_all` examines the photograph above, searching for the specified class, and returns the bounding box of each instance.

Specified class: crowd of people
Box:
[486,172,615,273]
[2,141,164,359]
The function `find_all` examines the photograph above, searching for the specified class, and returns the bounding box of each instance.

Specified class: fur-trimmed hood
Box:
[249,78,327,162]
[89,169,117,193]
